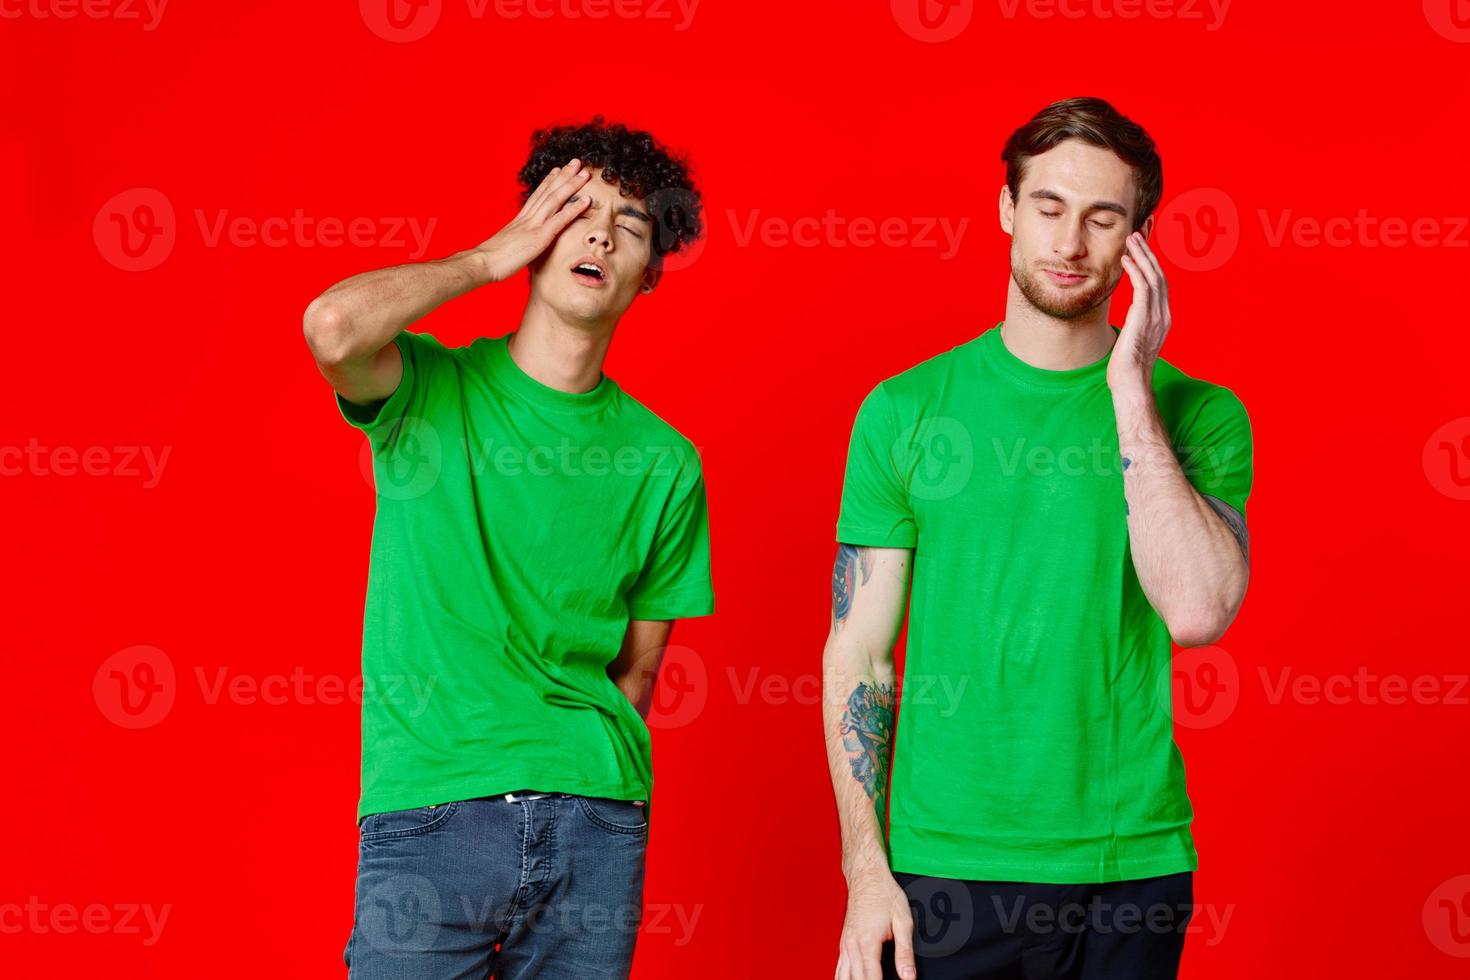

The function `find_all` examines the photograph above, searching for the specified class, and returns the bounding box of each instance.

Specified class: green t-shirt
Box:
[837,322,1253,884]
[338,330,714,821]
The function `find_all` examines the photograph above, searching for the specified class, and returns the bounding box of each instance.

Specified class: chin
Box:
[1023,272,1109,320]
[558,292,628,325]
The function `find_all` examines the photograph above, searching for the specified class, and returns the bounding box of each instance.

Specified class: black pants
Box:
[880,871,1194,979]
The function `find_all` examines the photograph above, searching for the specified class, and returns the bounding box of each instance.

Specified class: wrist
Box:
[1108,369,1153,402]
[842,844,891,883]
[456,246,499,286]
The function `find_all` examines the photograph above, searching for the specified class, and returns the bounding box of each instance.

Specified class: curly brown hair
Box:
[517,115,703,267]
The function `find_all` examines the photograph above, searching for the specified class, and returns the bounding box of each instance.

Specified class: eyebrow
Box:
[1028,188,1129,219]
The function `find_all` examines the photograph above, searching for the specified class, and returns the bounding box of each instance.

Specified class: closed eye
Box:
[1041,209,1116,230]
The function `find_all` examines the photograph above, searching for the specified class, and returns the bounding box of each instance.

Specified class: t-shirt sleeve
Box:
[1176,387,1254,520]
[625,456,715,621]
[334,331,434,445]
[836,382,917,548]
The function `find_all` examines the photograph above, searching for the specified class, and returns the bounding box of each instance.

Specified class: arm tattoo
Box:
[1203,495,1250,565]
[831,543,873,626]
[841,681,896,816]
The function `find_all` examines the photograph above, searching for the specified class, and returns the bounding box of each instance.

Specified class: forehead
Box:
[1017,140,1135,206]
[580,166,647,208]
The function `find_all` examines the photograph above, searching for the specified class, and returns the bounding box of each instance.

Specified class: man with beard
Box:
[304,117,713,979]
[823,97,1252,980]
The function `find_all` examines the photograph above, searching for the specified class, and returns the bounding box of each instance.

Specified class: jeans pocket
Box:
[358,801,459,840]
[575,796,649,836]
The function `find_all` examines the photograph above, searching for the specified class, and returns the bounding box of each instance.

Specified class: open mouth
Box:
[571,260,607,286]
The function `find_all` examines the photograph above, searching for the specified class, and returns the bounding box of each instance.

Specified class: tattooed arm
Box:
[823,544,917,980]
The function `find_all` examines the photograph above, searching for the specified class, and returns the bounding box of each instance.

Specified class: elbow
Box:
[1165,569,1248,649]
[302,298,355,367]
[1166,604,1233,649]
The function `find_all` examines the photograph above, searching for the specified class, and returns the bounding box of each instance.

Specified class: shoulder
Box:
[1152,355,1250,433]
[609,386,705,480]
[881,340,972,397]
[854,339,977,425]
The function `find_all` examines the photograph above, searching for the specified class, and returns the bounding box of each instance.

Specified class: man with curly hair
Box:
[823,97,1253,980]
[304,116,711,979]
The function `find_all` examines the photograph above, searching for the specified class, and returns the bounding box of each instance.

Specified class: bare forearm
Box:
[304,247,492,364]
[1114,384,1248,645]
[824,642,897,880]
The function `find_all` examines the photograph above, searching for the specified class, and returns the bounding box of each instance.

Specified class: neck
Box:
[509,299,615,394]
[1000,275,1117,370]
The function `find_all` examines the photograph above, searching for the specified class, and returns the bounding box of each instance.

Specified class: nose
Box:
[1054,218,1087,261]
[586,211,614,251]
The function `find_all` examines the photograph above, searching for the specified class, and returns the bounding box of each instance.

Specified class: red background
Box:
[5,0,1470,975]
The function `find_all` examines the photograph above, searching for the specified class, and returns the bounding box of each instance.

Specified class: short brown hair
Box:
[1001,97,1163,230]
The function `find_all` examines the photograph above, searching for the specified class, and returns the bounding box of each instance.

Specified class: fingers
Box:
[545,189,592,235]
[891,910,917,980]
[1125,233,1167,309]
[522,158,588,215]
[839,935,879,980]
[1121,251,1149,305]
[1123,234,1158,293]
[1131,230,1166,282]
[531,159,593,223]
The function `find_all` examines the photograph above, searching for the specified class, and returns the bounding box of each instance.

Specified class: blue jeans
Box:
[344,792,648,979]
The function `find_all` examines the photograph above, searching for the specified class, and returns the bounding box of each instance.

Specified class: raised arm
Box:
[302,158,597,405]
[1112,231,1251,647]
[824,544,917,980]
